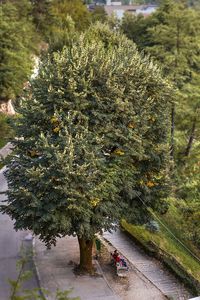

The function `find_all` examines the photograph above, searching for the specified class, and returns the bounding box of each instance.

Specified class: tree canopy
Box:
[1,24,172,272]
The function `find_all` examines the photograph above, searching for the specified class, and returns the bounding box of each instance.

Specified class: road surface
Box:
[0,167,39,299]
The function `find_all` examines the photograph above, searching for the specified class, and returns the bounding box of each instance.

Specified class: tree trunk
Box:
[184,119,196,157]
[170,103,175,159]
[77,237,94,273]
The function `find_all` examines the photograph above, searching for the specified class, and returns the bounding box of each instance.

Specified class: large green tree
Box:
[121,12,157,50]
[1,25,171,272]
[0,0,38,105]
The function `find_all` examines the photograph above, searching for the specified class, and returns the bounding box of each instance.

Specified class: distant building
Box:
[104,0,158,19]
[136,5,158,16]
[87,0,158,18]
[107,1,122,5]
[87,0,105,11]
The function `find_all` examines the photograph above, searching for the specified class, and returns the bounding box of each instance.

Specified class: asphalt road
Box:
[0,167,39,299]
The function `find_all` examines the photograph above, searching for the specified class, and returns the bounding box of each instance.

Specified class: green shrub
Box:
[145,220,160,233]
[0,113,14,148]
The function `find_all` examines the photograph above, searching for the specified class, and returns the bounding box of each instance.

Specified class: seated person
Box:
[111,250,121,264]
[120,258,127,268]
[111,250,128,268]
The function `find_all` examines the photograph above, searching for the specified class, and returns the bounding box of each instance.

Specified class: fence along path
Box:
[103,229,193,300]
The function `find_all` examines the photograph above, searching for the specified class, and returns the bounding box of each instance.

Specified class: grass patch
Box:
[121,207,200,294]
[161,199,200,259]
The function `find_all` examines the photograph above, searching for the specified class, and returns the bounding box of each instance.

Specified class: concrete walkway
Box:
[0,167,39,299]
[34,236,120,300]
[103,229,193,300]
[0,142,13,161]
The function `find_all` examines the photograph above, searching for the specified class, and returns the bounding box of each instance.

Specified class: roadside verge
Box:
[121,219,200,295]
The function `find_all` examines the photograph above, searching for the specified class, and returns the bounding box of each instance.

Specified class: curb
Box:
[32,235,121,300]
[0,142,13,160]
[0,166,6,173]
[0,144,46,297]
[93,258,121,300]
[32,237,47,300]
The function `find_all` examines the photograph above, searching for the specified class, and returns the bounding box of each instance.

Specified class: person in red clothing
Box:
[111,250,128,268]
[111,250,120,264]
[115,253,121,264]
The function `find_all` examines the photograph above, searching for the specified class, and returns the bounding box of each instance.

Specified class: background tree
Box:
[43,0,90,51]
[46,14,77,53]
[30,0,52,35]
[90,6,107,24]
[47,0,90,33]
[0,0,38,110]
[121,0,200,248]
[121,0,200,160]
[1,25,171,272]
[121,12,157,50]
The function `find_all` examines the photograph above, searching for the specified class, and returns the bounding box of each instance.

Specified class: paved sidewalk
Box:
[0,167,39,299]
[103,230,193,300]
[34,236,120,300]
[0,142,13,161]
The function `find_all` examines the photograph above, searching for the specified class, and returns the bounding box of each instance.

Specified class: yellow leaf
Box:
[146,181,155,187]
[113,149,125,156]
[50,116,59,124]
[149,117,156,122]
[28,149,39,157]
[90,198,100,207]
[53,127,60,133]
[128,122,135,129]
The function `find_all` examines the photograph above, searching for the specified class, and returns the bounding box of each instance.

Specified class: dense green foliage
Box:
[1,0,199,275]
[47,0,90,33]
[1,24,171,271]
[0,0,104,104]
[0,113,14,148]
[90,6,108,24]
[121,0,200,249]
[30,0,52,34]
[0,0,38,102]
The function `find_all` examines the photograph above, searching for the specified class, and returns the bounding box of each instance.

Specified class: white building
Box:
[106,0,123,5]
[104,0,158,19]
